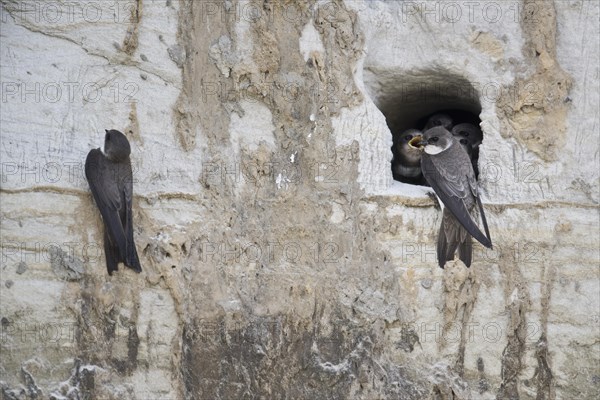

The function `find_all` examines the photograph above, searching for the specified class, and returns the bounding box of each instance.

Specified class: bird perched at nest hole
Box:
[410,127,492,268]
[85,129,142,275]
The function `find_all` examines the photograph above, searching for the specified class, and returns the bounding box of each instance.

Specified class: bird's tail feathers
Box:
[103,213,128,261]
[123,206,142,273]
[437,214,461,268]
[457,235,473,267]
[104,230,119,275]
[125,242,142,273]
[438,210,474,268]
[437,222,450,268]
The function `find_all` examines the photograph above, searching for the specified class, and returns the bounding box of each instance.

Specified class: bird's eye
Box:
[460,138,468,145]
[460,131,469,137]
[404,135,413,141]
[429,137,439,143]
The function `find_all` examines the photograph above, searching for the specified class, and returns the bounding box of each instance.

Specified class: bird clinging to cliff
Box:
[85,129,142,275]
[410,127,492,268]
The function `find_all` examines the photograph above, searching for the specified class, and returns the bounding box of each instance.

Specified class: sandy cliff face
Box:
[1,1,598,399]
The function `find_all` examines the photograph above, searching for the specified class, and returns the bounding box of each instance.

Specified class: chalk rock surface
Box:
[1,1,598,399]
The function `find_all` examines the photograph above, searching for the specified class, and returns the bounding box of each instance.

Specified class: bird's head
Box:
[425,113,453,130]
[102,129,131,162]
[396,129,422,150]
[451,123,483,147]
[394,129,423,163]
[410,126,455,155]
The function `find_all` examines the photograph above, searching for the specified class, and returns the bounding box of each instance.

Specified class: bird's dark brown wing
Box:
[121,162,141,272]
[103,229,120,275]
[85,149,128,267]
[422,154,492,248]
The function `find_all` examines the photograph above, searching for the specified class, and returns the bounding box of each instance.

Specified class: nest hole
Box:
[365,71,484,187]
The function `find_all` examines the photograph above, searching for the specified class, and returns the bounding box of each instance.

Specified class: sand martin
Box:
[451,123,483,149]
[391,129,427,185]
[409,127,492,268]
[85,129,142,275]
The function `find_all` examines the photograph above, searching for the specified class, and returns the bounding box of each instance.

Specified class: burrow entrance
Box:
[363,72,483,186]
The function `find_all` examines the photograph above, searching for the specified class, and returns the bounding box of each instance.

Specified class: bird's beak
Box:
[408,135,425,149]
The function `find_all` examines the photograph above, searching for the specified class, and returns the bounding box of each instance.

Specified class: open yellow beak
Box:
[408,135,424,150]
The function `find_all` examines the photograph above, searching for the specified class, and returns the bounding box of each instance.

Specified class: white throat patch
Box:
[424,141,452,155]
[100,144,106,156]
